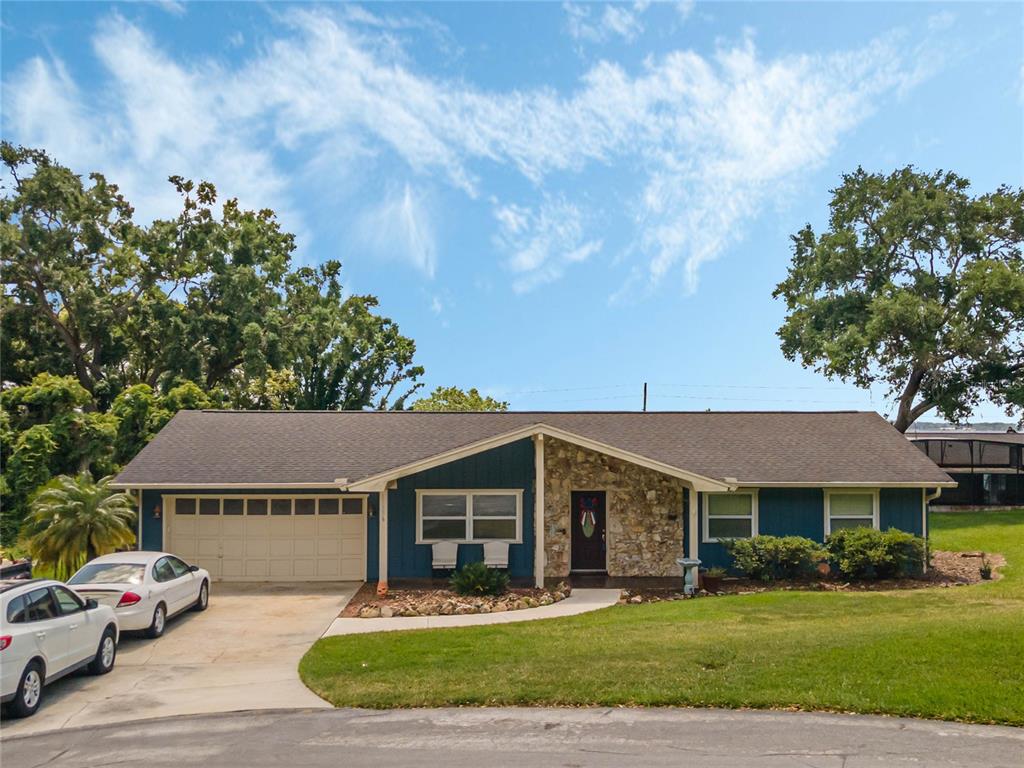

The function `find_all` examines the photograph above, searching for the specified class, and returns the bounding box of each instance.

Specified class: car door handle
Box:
[69,624,79,630]
[35,631,46,638]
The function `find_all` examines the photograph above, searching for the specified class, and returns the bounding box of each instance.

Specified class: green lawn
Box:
[300,510,1024,725]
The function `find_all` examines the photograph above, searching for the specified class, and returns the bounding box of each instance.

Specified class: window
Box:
[826,490,877,534]
[69,563,145,586]
[24,588,59,621]
[295,498,316,515]
[167,557,190,578]
[199,498,220,515]
[703,491,757,542]
[271,498,292,516]
[6,595,27,624]
[176,498,196,515]
[342,498,364,515]
[417,490,522,543]
[318,498,339,515]
[153,557,177,583]
[223,499,244,515]
[53,586,84,615]
[247,499,268,516]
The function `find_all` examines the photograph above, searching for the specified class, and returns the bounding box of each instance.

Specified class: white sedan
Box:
[68,552,209,638]
[1,579,119,718]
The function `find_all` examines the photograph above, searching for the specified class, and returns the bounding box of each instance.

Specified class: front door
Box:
[571,491,606,572]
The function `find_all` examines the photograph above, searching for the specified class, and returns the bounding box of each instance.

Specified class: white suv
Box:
[0,579,120,718]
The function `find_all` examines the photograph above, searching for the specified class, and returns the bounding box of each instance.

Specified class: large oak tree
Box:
[0,143,423,412]
[775,167,1024,432]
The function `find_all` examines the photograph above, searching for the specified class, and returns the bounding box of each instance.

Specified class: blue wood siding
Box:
[880,488,924,536]
[698,487,924,571]
[385,438,535,580]
[759,488,825,540]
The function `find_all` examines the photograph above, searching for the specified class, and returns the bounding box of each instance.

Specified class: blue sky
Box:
[2,1,1021,418]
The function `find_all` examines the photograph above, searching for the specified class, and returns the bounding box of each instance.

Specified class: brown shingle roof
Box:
[112,410,952,488]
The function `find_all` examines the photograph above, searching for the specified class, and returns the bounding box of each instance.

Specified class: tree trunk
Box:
[893,366,929,433]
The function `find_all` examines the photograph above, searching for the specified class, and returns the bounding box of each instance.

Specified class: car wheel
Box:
[192,580,209,612]
[145,602,167,639]
[8,660,44,718]
[88,627,117,675]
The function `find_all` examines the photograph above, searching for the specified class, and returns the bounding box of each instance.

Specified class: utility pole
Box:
[643,382,648,412]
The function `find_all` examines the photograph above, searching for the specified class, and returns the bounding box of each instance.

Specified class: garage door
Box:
[166,495,366,581]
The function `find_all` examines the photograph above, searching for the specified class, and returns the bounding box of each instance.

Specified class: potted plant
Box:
[701,566,727,594]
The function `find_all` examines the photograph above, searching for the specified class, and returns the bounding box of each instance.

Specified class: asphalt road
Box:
[4,707,1022,768]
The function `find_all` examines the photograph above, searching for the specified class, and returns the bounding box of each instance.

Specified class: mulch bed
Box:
[620,550,1006,604]
[341,582,572,618]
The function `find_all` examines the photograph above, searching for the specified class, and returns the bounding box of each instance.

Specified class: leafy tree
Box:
[1,143,424,412]
[411,386,509,412]
[285,262,424,410]
[0,375,119,543]
[774,167,1024,431]
[22,474,136,579]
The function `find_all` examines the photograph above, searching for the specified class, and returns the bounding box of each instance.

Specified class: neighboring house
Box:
[111,411,953,587]
[909,429,1023,508]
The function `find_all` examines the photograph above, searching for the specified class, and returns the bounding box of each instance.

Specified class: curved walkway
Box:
[7,707,1021,766]
[322,588,620,636]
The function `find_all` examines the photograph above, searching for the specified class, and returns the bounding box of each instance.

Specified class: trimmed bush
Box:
[721,535,825,582]
[825,527,926,580]
[449,561,510,596]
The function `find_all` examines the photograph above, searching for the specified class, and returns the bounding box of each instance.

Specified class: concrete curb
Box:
[321,588,621,636]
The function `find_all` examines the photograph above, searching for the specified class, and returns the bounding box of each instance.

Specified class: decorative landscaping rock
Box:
[617,550,1007,603]
[342,582,573,618]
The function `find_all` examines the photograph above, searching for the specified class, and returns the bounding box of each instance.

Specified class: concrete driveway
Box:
[2,582,358,737]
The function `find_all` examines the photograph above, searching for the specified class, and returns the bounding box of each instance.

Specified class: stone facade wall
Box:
[542,437,685,578]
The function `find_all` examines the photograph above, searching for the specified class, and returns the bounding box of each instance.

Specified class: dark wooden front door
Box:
[570,491,606,572]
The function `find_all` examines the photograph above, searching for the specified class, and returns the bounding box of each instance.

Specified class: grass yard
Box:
[300,510,1024,725]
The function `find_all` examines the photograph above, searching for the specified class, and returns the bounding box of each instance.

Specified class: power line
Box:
[505,381,853,396]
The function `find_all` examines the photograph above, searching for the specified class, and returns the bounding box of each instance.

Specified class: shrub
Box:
[721,535,825,582]
[448,561,510,596]
[825,527,926,580]
[980,555,993,580]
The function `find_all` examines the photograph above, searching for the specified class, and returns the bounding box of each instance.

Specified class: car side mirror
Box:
[189,564,199,572]
[85,598,99,610]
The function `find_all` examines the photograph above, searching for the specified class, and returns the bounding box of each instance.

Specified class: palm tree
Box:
[23,474,137,580]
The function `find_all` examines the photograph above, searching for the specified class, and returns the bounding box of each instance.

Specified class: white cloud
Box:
[355,184,437,278]
[3,15,291,228]
[2,8,942,293]
[564,2,649,43]
[494,198,603,293]
[151,0,186,17]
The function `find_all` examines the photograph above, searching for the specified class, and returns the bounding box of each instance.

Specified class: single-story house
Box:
[111,410,954,587]
[909,429,1023,508]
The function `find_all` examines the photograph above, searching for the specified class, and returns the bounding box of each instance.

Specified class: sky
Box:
[2,1,1022,419]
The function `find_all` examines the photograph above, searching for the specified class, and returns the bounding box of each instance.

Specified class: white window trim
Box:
[416,489,523,544]
[702,489,759,543]
[824,488,880,535]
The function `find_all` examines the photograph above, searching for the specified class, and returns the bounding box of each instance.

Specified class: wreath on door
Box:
[579,497,597,538]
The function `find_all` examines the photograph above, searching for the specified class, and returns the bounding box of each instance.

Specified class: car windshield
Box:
[68,563,145,585]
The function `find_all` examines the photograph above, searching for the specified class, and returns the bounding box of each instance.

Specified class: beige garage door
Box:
[166,495,366,581]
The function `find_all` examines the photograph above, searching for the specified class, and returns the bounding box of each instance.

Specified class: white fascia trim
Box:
[109,482,343,489]
[741,481,958,488]
[346,423,733,493]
